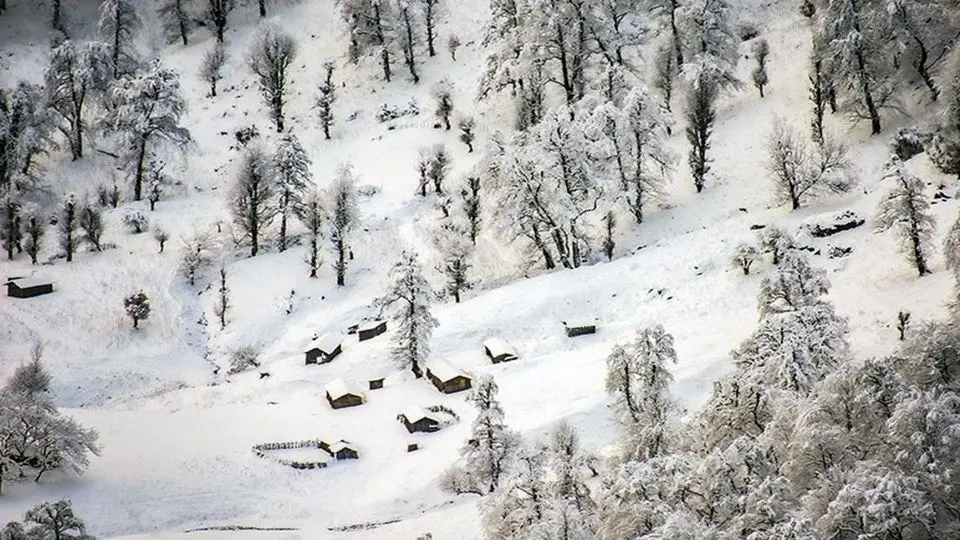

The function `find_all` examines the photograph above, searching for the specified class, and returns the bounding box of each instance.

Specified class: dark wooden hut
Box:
[305,333,343,365]
[5,277,54,299]
[483,337,518,363]
[563,320,597,337]
[328,440,358,460]
[325,379,364,409]
[398,407,441,433]
[426,362,472,394]
[357,320,387,342]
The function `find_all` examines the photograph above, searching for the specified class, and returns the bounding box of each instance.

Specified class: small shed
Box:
[305,333,343,365]
[483,337,518,364]
[426,361,472,394]
[369,377,385,390]
[328,440,359,460]
[563,320,597,337]
[325,378,364,409]
[358,320,387,342]
[5,277,54,299]
[398,406,441,433]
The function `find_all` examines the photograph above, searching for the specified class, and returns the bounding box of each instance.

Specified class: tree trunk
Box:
[52,0,63,33]
[134,136,147,201]
[336,237,345,286]
[555,25,575,107]
[259,0,266,17]
[670,1,683,67]
[531,223,555,270]
[178,0,188,45]
[912,34,938,101]
[279,207,287,252]
[133,316,139,329]
[425,1,436,57]
[211,79,217,97]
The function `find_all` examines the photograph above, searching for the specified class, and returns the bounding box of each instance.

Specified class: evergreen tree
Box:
[380,251,438,378]
[272,132,311,252]
[326,165,358,286]
[448,375,518,494]
[684,73,716,193]
[97,0,143,79]
[58,194,78,262]
[22,203,44,265]
[875,157,936,277]
[301,186,324,278]
[433,219,471,302]
[315,61,335,140]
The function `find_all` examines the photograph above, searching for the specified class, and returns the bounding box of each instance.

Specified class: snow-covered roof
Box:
[314,333,342,354]
[401,406,433,424]
[358,320,385,331]
[8,276,53,289]
[483,337,517,358]
[563,319,596,329]
[325,378,358,400]
[427,361,465,383]
[329,440,355,452]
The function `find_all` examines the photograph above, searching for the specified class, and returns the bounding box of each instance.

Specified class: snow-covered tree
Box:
[678,0,739,87]
[731,242,759,275]
[214,264,228,329]
[943,211,960,277]
[301,186,324,278]
[103,65,191,201]
[230,146,277,257]
[315,61,335,140]
[428,143,450,193]
[326,164,358,286]
[6,343,51,399]
[272,132,311,252]
[153,227,168,253]
[929,74,960,179]
[543,421,596,537]
[207,0,234,43]
[77,201,103,252]
[875,157,936,277]
[433,219,471,302]
[44,40,111,161]
[756,251,831,316]
[447,33,460,60]
[200,42,226,97]
[396,0,421,83]
[652,36,677,116]
[460,176,481,244]
[121,209,148,233]
[22,500,95,540]
[808,39,829,145]
[458,116,475,153]
[751,38,769,98]
[157,0,191,45]
[380,251,438,378]
[179,230,212,286]
[97,0,143,79]
[820,0,891,134]
[58,195,78,262]
[481,446,547,539]
[684,73,716,194]
[606,325,679,461]
[341,0,396,81]
[433,79,454,130]
[0,82,56,188]
[0,190,21,260]
[22,203,44,265]
[615,87,672,222]
[123,291,150,329]
[884,0,958,102]
[447,375,518,494]
[765,119,852,210]
[248,23,297,132]
[421,0,440,56]
[757,226,795,265]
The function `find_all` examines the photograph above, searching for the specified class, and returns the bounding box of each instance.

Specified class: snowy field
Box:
[1,0,958,538]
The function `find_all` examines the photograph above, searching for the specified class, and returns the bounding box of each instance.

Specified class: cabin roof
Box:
[325,378,358,400]
[313,333,342,354]
[402,406,434,424]
[483,337,517,358]
[563,319,596,329]
[428,361,466,383]
[358,320,385,331]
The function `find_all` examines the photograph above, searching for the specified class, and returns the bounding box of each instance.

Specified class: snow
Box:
[313,333,343,355]
[324,378,359,401]
[0,0,957,537]
[357,320,385,333]
[426,360,466,383]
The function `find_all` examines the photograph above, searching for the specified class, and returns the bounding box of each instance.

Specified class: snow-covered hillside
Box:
[1,0,959,538]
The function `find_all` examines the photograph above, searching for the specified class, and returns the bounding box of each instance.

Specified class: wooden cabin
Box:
[325,379,364,409]
[369,378,385,390]
[5,277,54,299]
[483,337,518,364]
[398,406,441,433]
[305,333,343,365]
[328,440,358,460]
[357,320,387,342]
[426,361,472,394]
[563,320,597,337]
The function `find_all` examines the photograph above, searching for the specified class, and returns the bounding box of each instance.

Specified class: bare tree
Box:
[248,23,298,132]
[214,263,229,329]
[97,0,144,79]
[751,38,769,98]
[22,203,44,264]
[458,116,475,152]
[158,0,191,45]
[58,194,78,262]
[433,79,454,130]
[207,0,234,44]
[460,176,481,244]
[875,158,936,276]
[766,119,852,210]
[447,34,460,61]
[301,186,324,278]
[423,0,440,56]
[78,202,103,252]
[200,42,226,97]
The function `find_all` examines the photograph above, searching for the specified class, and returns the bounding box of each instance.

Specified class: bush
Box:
[122,209,149,233]
[799,0,815,18]
[228,345,261,374]
[376,99,419,123]
[235,125,260,147]
[890,127,929,162]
